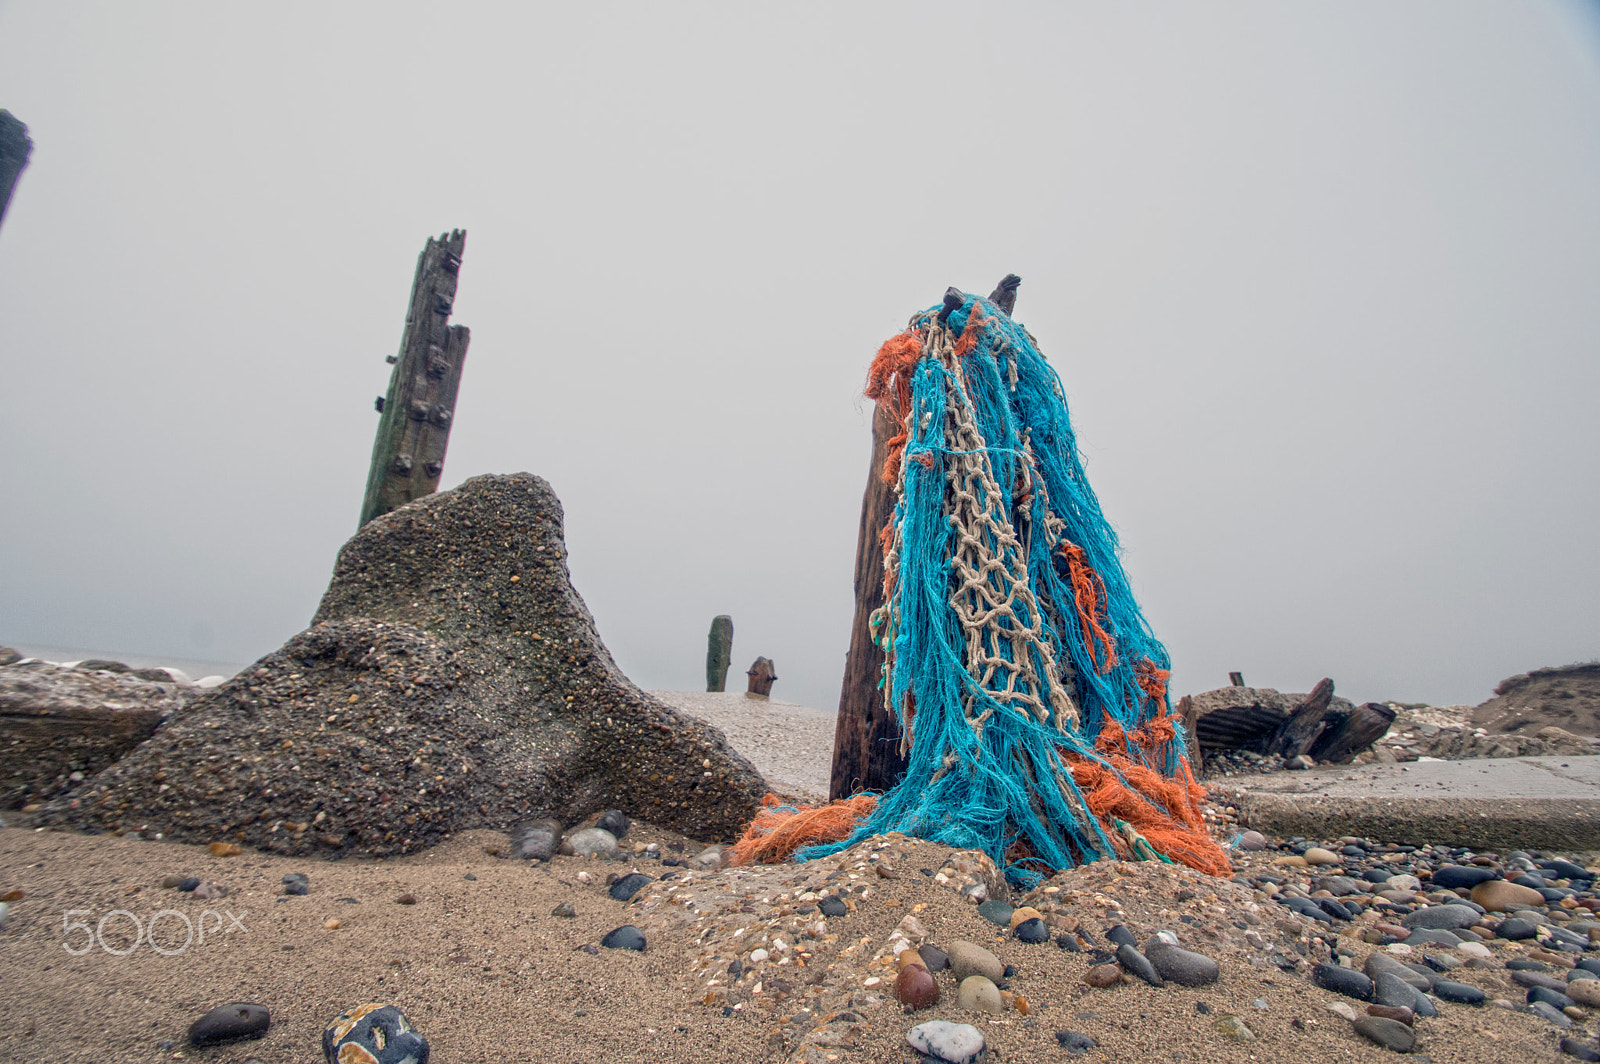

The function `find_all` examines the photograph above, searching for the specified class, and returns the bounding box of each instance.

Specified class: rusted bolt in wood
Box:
[424,460,443,478]
[408,399,430,420]
[392,454,413,475]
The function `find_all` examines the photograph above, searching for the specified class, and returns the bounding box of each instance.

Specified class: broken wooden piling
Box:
[359,230,471,528]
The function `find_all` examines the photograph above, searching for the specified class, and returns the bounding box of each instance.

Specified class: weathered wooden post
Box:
[746,657,777,697]
[829,275,1021,799]
[706,615,734,692]
[0,110,32,232]
[359,230,471,528]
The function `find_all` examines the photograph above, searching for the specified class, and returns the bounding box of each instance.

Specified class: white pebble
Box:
[748,948,769,963]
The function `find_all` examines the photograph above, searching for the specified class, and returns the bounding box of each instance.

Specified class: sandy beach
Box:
[2,693,1596,1063]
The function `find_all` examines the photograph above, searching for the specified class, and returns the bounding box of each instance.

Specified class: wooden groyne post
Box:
[0,110,32,232]
[360,230,471,528]
[829,275,1021,799]
[706,615,734,692]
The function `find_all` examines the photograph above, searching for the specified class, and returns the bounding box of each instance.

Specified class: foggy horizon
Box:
[2,2,1598,714]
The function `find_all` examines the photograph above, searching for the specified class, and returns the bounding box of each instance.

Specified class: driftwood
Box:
[1271,677,1335,757]
[705,615,733,692]
[359,230,471,528]
[746,657,777,697]
[830,275,1023,799]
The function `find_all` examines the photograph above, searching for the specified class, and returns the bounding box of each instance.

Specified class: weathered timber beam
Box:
[359,230,471,528]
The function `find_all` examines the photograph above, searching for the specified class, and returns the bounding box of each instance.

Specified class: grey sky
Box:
[2,2,1597,713]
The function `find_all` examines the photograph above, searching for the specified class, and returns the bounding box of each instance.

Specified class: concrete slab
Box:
[1212,755,1600,851]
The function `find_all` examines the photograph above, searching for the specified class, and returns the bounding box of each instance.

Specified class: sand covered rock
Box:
[36,474,766,853]
[0,660,196,808]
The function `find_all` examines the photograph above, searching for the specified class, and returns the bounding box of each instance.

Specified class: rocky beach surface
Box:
[2,798,1598,1062]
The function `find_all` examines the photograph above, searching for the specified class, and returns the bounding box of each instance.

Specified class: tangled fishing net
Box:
[736,289,1228,885]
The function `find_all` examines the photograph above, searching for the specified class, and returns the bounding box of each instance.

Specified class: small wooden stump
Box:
[746,657,777,698]
[706,615,733,692]
[1229,672,1246,687]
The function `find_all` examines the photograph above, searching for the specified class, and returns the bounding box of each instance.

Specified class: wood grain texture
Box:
[359,230,471,528]
[829,401,908,798]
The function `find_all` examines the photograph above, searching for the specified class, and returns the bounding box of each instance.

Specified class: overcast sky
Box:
[2,2,1598,713]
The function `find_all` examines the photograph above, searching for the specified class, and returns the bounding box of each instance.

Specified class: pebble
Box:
[1312,964,1373,1000]
[1145,943,1219,986]
[600,925,646,951]
[1430,980,1486,1005]
[1512,970,1571,992]
[1497,917,1539,940]
[1567,979,1600,1006]
[946,941,1004,984]
[1429,865,1496,889]
[1115,943,1162,986]
[1212,1014,1254,1041]
[1006,905,1043,929]
[1084,964,1123,988]
[177,877,200,892]
[976,899,1013,927]
[324,919,342,931]
[918,944,949,973]
[1401,904,1480,931]
[160,874,185,888]
[188,1003,270,1046]
[608,873,652,902]
[551,901,575,918]
[594,809,630,839]
[1056,1030,1098,1055]
[1326,1001,1358,1021]
[565,828,619,858]
[1013,918,1049,944]
[818,895,847,918]
[1303,847,1340,865]
[1532,987,1580,1012]
[956,975,1002,1014]
[1456,941,1493,959]
[321,1003,428,1064]
[1237,830,1268,851]
[1106,924,1137,947]
[1561,1038,1600,1062]
[1367,1004,1415,1026]
[193,882,227,900]
[906,1020,985,1064]
[207,842,243,857]
[1353,1014,1416,1053]
[895,964,940,1010]
[1373,971,1423,1010]
[395,893,417,905]
[1530,1001,1574,1027]
[513,819,562,861]
[1471,879,1545,912]
[283,873,309,896]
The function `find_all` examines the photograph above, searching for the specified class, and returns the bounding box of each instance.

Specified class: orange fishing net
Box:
[729,793,879,866]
